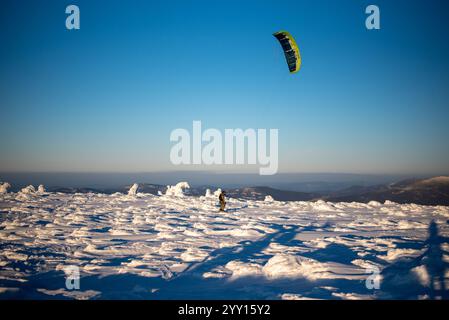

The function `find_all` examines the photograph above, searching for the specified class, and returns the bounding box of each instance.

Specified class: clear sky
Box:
[1,0,449,175]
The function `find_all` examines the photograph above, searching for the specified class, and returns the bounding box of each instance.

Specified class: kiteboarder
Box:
[219,191,226,212]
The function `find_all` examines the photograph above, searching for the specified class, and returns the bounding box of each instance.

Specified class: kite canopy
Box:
[273,31,301,73]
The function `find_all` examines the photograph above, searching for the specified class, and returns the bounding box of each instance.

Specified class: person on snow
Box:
[219,191,226,212]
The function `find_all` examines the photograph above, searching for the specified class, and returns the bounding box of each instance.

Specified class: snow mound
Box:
[205,227,264,239]
[380,248,421,262]
[0,182,11,194]
[225,261,263,278]
[264,195,274,202]
[165,182,190,197]
[204,189,213,197]
[224,254,333,280]
[128,183,138,196]
[20,185,36,194]
[262,254,329,280]
[311,200,335,212]
[412,265,430,287]
[202,188,220,198]
[180,248,208,262]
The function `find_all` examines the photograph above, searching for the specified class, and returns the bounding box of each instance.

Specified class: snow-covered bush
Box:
[204,188,213,197]
[0,182,11,194]
[20,185,36,194]
[213,188,222,197]
[165,182,190,197]
[128,183,138,196]
[200,188,225,200]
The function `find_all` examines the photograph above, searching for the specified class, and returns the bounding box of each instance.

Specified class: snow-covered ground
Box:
[0,183,448,300]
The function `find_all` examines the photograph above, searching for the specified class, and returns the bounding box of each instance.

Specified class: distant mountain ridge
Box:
[41,176,449,206]
[323,176,449,205]
[225,186,318,201]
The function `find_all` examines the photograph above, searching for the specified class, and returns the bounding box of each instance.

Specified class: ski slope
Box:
[0,183,448,299]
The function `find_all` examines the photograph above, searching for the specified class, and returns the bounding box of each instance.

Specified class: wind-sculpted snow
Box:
[0,189,448,299]
[0,182,10,194]
[165,182,190,197]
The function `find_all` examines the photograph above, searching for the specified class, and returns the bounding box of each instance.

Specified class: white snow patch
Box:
[36,288,100,300]
[332,292,374,300]
[281,293,320,300]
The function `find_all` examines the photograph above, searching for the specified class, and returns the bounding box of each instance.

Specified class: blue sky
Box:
[1,0,449,175]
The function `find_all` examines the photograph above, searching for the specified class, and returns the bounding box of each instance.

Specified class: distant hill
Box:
[39,176,449,206]
[323,176,449,206]
[224,186,318,201]
[223,177,449,205]
[47,183,167,195]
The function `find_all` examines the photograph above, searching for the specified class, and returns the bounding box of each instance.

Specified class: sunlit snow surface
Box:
[1,191,449,299]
